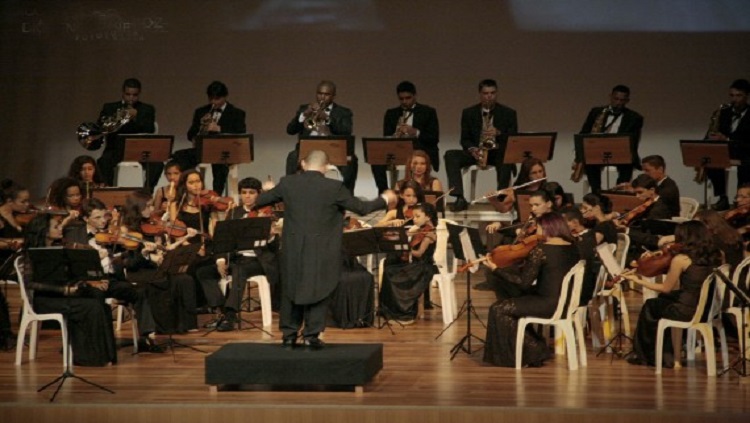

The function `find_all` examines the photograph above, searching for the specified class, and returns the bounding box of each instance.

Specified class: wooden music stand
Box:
[299,136,353,167]
[575,133,633,190]
[503,132,557,163]
[680,140,736,207]
[515,191,533,222]
[196,134,254,199]
[119,134,174,163]
[91,187,141,208]
[424,190,446,218]
[362,137,416,189]
[600,190,642,215]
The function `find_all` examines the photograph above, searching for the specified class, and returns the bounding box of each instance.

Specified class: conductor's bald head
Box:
[301,150,329,173]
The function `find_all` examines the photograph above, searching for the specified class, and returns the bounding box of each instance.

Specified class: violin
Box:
[196,190,234,212]
[633,243,683,277]
[14,206,69,227]
[245,205,275,218]
[344,215,363,231]
[95,231,143,250]
[723,204,750,223]
[140,211,189,238]
[515,217,538,243]
[402,222,435,261]
[614,195,659,227]
[458,234,543,272]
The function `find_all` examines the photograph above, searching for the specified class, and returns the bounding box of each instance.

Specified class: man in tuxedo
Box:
[705,78,750,211]
[579,84,644,195]
[444,79,518,212]
[285,80,356,194]
[172,81,247,194]
[641,155,681,218]
[95,78,158,190]
[373,81,440,194]
[256,150,395,348]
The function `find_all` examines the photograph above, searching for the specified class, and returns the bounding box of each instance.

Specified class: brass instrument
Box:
[394,109,413,137]
[77,103,133,151]
[477,111,496,170]
[694,103,731,183]
[199,107,219,136]
[303,101,331,135]
[571,107,609,182]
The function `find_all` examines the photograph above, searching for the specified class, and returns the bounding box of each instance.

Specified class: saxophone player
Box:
[704,79,750,211]
[95,78,157,189]
[444,79,518,212]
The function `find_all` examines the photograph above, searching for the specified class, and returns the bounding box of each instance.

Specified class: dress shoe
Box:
[712,196,729,211]
[281,337,298,350]
[216,313,237,332]
[139,336,165,354]
[203,316,221,329]
[303,337,325,350]
[450,196,469,212]
[626,354,644,366]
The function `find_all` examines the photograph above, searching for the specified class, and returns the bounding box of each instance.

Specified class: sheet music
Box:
[596,243,622,277]
[459,228,480,273]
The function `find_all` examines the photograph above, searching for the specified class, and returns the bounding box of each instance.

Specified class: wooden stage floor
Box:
[1,273,748,423]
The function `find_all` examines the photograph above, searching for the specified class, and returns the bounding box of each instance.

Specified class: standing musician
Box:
[94,78,158,190]
[577,84,643,195]
[172,81,247,195]
[445,79,518,212]
[285,80,357,194]
[67,155,107,197]
[705,79,750,211]
[395,150,444,193]
[255,150,394,349]
[373,81,440,194]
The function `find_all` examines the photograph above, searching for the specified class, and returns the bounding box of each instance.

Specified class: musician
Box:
[171,81,247,195]
[486,157,547,215]
[379,202,438,324]
[285,80,357,194]
[169,169,215,242]
[580,193,618,245]
[445,79,518,212]
[486,188,554,237]
[48,177,83,215]
[151,160,182,212]
[579,85,643,195]
[483,212,581,367]
[375,180,425,228]
[622,221,723,368]
[373,81,440,194]
[563,207,603,305]
[255,150,394,349]
[95,78,158,190]
[705,79,750,211]
[727,184,750,242]
[395,150,444,193]
[68,155,107,198]
[641,155,680,218]
[616,174,673,252]
[0,180,30,249]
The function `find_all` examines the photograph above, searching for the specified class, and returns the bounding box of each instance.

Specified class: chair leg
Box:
[29,320,39,361]
[515,319,528,369]
[15,318,31,366]
[698,326,717,376]
[561,323,579,371]
[470,169,478,200]
[656,322,666,375]
[671,327,683,368]
[716,322,728,370]
[130,307,139,354]
[574,310,588,367]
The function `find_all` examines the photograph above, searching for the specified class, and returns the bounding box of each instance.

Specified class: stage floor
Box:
[1,272,748,423]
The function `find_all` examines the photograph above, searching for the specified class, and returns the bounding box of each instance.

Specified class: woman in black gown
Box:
[483,212,581,367]
[622,220,723,368]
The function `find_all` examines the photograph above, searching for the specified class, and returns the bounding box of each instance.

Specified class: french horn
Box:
[77,105,132,151]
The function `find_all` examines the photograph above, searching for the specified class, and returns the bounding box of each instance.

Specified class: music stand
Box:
[209,217,273,335]
[424,190,446,218]
[438,223,487,359]
[363,137,416,189]
[594,243,633,360]
[299,136,353,167]
[372,226,411,333]
[680,140,734,208]
[119,134,174,190]
[503,132,557,163]
[27,247,115,401]
[714,268,750,378]
[514,191,533,222]
[600,190,643,215]
[575,133,633,190]
[91,187,141,209]
[196,134,254,197]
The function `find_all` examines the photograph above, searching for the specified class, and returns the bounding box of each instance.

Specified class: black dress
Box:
[483,243,580,367]
[328,255,374,328]
[631,263,713,368]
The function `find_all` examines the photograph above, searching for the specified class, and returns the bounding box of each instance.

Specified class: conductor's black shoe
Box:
[450,197,469,212]
[281,337,297,350]
[303,337,325,350]
[712,196,729,211]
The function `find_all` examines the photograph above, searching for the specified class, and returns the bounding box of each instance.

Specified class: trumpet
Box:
[304,101,331,135]
[77,102,133,151]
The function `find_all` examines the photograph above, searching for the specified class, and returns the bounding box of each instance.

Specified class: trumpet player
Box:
[372,81,440,194]
[95,78,157,189]
[704,79,750,211]
[172,81,247,195]
[444,79,518,212]
[285,80,357,194]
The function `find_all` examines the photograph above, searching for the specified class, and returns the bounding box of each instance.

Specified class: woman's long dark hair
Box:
[674,220,723,267]
[413,202,438,227]
[122,189,152,232]
[175,169,202,209]
[23,214,51,249]
[515,157,545,186]
[695,210,742,247]
[67,155,104,185]
[536,212,574,243]
[396,180,426,210]
[48,177,82,209]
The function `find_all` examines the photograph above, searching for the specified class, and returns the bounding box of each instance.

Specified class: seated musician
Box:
[726,183,750,245]
[378,202,438,324]
[0,180,30,259]
[614,155,680,219]
[197,177,281,331]
[563,207,604,305]
[621,221,724,368]
[580,193,618,245]
[394,150,443,193]
[486,157,547,215]
[615,174,674,253]
[482,212,581,368]
[151,160,182,213]
[376,180,425,228]
[67,155,107,198]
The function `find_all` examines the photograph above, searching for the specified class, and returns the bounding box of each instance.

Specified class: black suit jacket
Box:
[656,176,681,218]
[580,106,644,167]
[714,107,750,164]
[460,103,518,151]
[187,103,246,142]
[383,103,440,168]
[99,101,156,153]
[286,103,353,137]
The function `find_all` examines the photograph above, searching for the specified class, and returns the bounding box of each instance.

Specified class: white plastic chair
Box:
[726,256,750,362]
[676,197,700,221]
[684,264,730,371]
[247,275,273,328]
[14,256,70,369]
[655,266,727,376]
[515,260,586,370]
[461,165,495,202]
[431,218,458,324]
[105,297,139,353]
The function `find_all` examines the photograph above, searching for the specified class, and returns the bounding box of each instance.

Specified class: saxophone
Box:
[695,103,731,183]
[477,112,496,170]
[570,107,608,182]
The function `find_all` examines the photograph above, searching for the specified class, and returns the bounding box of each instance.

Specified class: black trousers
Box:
[706,165,750,197]
[98,149,164,192]
[170,147,229,194]
[443,149,514,198]
[286,150,358,195]
[584,164,634,195]
[280,294,330,341]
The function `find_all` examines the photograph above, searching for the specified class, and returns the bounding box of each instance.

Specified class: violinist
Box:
[620,221,724,368]
[640,155,680,218]
[151,160,182,212]
[615,174,673,253]
[376,180,425,227]
[580,193,618,245]
[379,202,438,324]
[394,150,444,194]
[197,177,281,331]
[67,155,107,198]
[48,177,85,240]
[482,212,580,368]
[724,184,750,243]
[563,207,602,306]
[169,169,215,243]
[0,180,30,255]
[486,189,553,242]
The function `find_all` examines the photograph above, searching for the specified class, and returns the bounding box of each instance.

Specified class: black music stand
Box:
[714,268,750,378]
[503,132,557,163]
[575,133,633,191]
[209,217,273,336]
[372,226,410,333]
[196,134,254,196]
[438,223,487,359]
[119,134,174,190]
[299,136,354,167]
[363,137,416,189]
[27,247,115,402]
[680,140,734,208]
